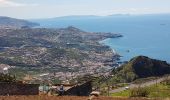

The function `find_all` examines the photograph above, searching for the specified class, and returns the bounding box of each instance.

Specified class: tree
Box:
[0,73,16,83]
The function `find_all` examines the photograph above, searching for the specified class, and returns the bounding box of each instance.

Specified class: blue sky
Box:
[0,0,170,19]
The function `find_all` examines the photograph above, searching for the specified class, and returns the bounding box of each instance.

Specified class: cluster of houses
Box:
[0,64,101,96]
[0,65,93,96]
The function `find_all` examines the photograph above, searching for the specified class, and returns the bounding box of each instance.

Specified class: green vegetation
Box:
[111,80,170,98]
[132,77,158,84]
[84,56,170,97]
[130,87,150,97]
[111,56,170,83]
[0,73,16,83]
[111,90,130,97]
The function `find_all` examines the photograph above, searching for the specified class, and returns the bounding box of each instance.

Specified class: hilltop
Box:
[112,56,170,82]
[0,16,39,29]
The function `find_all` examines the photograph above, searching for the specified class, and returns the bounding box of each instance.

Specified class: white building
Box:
[0,64,10,74]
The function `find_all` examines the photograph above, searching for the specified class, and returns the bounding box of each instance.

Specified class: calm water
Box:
[33,14,170,63]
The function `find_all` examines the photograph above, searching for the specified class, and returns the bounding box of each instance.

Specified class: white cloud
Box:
[0,0,37,7]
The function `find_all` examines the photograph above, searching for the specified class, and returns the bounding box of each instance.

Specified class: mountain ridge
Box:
[0,16,39,29]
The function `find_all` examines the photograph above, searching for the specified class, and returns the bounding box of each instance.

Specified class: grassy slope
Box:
[111,83,170,98]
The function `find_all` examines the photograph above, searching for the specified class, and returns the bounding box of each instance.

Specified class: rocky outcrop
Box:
[131,56,170,78]
[112,56,170,82]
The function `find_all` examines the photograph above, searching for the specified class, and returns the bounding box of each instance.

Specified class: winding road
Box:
[110,75,170,93]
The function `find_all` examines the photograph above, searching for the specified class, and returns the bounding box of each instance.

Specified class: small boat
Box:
[126,50,130,53]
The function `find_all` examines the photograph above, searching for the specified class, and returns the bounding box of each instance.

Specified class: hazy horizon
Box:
[0,0,170,19]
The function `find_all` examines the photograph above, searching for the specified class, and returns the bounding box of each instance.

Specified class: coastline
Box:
[98,34,123,67]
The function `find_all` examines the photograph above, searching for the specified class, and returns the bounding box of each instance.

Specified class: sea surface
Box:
[32,14,170,63]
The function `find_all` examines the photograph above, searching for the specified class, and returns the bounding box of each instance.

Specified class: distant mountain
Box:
[32,13,170,22]
[0,16,39,29]
[30,13,170,29]
[112,56,170,82]
[30,15,102,28]
[32,15,101,21]
[31,14,131,23]
[32,14,133,21]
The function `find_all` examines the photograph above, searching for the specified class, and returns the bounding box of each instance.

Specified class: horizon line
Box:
[1,12,170,20]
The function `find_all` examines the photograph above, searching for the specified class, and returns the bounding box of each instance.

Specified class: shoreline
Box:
[98,35,123,67]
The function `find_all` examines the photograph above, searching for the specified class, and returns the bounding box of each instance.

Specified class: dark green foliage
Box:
[132,56,170,78]
[112,56,170,83]
[0,73,16,83]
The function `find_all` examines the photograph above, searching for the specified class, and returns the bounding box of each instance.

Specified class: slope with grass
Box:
[111,79,170,98]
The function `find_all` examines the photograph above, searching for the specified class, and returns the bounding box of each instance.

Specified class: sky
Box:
[0,0,170,19]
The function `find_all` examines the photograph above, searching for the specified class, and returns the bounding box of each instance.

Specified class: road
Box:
[110,75,170,93]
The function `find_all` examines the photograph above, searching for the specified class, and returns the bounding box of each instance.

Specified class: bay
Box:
[32,14,170,63]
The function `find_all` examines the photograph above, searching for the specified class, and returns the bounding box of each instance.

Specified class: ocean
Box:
[32,14,170,63]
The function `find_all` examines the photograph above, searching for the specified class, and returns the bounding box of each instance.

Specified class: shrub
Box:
[130,87,150,97]
[162,78,170,85]
[0,73,16,83]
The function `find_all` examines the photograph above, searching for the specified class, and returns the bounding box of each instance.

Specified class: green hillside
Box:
[112,56,170,82]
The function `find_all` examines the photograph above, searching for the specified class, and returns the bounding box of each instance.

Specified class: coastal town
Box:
[1,10,170,100]
[0,17,122,85]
